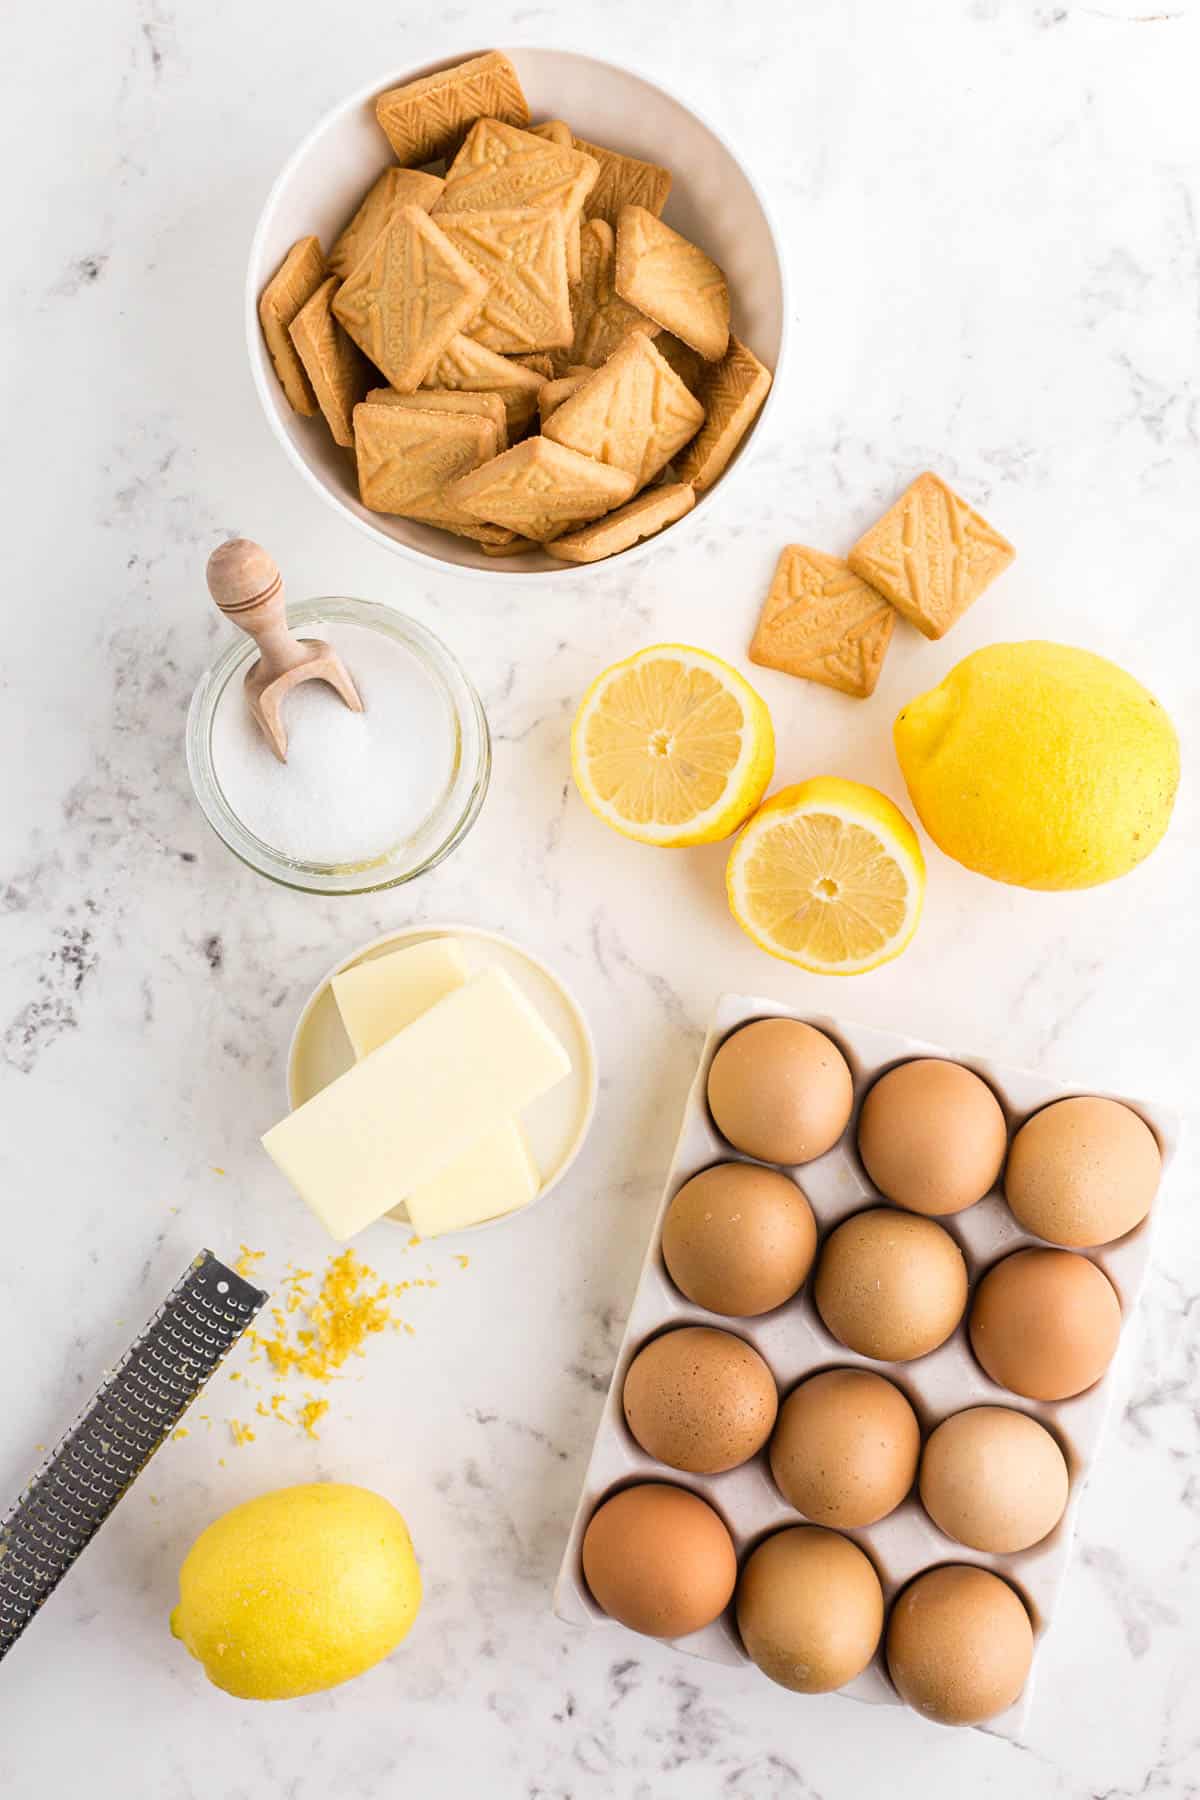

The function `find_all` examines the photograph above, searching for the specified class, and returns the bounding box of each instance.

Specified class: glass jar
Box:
[186,597,491,895]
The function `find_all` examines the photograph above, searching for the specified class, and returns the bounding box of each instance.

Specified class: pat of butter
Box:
[405,1119,541,1239]
[333,935,544,1235]
[263,968,570,1240]
[332,938,469,1059]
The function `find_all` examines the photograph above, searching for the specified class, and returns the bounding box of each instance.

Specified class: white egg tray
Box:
[553,994,1181,1738]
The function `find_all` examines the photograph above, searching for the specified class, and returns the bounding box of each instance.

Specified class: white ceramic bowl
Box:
[246,46,788,580]
[285,924,598,1238]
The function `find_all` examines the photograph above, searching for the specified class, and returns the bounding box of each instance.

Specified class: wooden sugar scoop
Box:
[206,538,363,762]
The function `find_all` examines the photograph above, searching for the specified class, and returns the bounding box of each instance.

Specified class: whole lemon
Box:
[170,1482,421,1700]
[894,643,1179,890]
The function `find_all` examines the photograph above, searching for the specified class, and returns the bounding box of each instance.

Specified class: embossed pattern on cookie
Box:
[437,207,573,354]
[259,236,326,414]
[615,206,730,364]
[546,482,695,563]
[446,435,636,540]
[436,118,597,226]
[353,401,498,526]
[543,331,704,489]
[574,136,672,230]
[422,334,546,433]
[328,168,446,282]
[675,335,772,491]
[333,206,488,394]
[750,547,897,699]
[848,472,1015,640]
[570,219,658,369]
[375,52,529,166]
[288,276,372,447]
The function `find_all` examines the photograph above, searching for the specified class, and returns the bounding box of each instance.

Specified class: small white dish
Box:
[287,923,597,1236]
[246,46,788,580]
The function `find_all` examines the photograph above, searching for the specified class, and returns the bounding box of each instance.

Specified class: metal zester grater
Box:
[0,1249,267,1661]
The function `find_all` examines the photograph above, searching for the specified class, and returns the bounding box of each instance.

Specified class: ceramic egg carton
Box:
[553,993,1181,1738]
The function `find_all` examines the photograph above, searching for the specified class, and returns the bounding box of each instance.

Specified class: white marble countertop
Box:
[2,3,1197,1795]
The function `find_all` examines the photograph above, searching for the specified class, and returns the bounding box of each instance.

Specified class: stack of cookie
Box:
[258,52,773,565]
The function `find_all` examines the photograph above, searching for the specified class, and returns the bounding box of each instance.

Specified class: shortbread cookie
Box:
[675,335,772,491]
[529,120,572,148]
[436,207,571,354]
[446,435,636,540]
[288,276,371,446]
[422,334,545,434]
[259,236,326,414]
[375,52,529,166]
[437,118,597,227]
[509,352,555,378]
[328,168,446,281]
[848,472,1015,639]
[570,218,658,368]
[543,331,704,489]
[615,206,730,362]
[363,385,508,451]
[353,401,498,530]
[546,483,695,564]
[538,369,594,424]
[333,206,487,392]
[481,535,539,556]
[654,332,704,392]
[437,118,596,287]
[750,547,896,699]
[574,136,671,230]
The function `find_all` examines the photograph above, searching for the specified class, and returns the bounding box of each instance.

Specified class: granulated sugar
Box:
[210,621,456,866]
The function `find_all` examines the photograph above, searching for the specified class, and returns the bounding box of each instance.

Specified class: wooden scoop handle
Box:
[206,539,310,680]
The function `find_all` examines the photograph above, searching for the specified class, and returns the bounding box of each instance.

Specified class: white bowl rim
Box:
[285,920,599,1238]
[245,42,792,584]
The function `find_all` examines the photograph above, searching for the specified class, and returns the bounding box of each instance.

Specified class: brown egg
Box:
[623,1327,778,1474]
[581,1483,736,1638]
[770,1369,920,1527]
[707,1019,854,1165]
[920,1407,1069,1553]
[814,1208,968,1361]
[886,1565,1034,1726]
[969,1248,1121,1400]
[1005,1095,1161,1248]
[737,1526,884,1694]
[662,1162,817,1317]
[857,1059,1008,1216]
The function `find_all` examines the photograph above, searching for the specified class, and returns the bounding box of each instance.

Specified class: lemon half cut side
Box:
[571,644,775,847]
[727,778,926,975]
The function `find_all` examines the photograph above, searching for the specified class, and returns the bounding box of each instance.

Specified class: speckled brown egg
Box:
[886,1565,1034,1726]
[737,1526,884,1694]
[662,1162,817,1317]
[814,1208,968,1361]
[857,1059,1008,1216]
[919,1406,1069,1553]
[706,1019,854,1165]
[770,1369,920,1527]
[969,1247,1121,1400]
[1005,1095,1161,1248]
[623,1327,778,1474]
[581,1483,737,1639]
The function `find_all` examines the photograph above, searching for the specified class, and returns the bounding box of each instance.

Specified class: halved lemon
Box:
[571,645,775,847]
[727,778,925,974]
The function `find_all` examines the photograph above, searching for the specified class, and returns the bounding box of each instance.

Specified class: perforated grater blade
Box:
[0,1249,267,1661]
